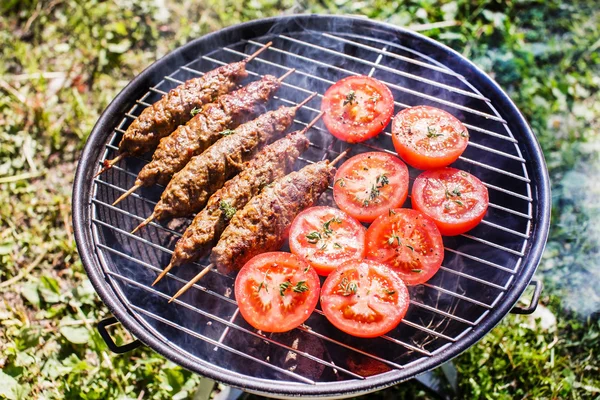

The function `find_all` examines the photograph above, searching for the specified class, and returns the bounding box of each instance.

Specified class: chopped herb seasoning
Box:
[338,277,358,296]
[279,281,292,296]
[389,209,396,216]
[411,269,423,273]
[427,126,444,138]
[388,232,401,246]
[405,244,414,251]
[190,107,201,116]
[385,289,396,295]
[333,242,342,249]
[306,231,321,244]
[219,201,236,219]
[323,217,342,236]
[335,178,346,187]
[293,281,309,293]
[460,130,468,138]
[343,90,356,106]
[220,129,235,136]
[370,93,380,104]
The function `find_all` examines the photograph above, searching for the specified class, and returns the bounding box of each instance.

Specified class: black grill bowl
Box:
[73,15,551,398]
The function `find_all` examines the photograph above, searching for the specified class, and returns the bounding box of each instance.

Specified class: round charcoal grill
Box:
[73,15,550,399]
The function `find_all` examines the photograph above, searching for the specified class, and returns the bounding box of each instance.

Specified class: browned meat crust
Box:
[134,75,280,187]
[210,160,335,274]
[169,131,310,268]
[154,105,297,221]
[118,62,247,155]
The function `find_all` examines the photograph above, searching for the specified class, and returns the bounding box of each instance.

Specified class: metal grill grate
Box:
[83,18,543,395]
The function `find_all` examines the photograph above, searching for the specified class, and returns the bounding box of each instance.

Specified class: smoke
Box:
[541,141,600,317]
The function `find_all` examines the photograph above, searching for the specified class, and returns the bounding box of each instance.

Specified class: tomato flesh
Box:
[320,259,409,338]
[333,152,409,223]
[289,206,366,276]
[235,252,320,333]
[411,168,489,236]
[391,105,469,170]
[322,76,394,143]
[365,208,444,286]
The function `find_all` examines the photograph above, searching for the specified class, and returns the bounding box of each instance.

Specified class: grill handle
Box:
[510,279,543,315]
[98,316,142,354]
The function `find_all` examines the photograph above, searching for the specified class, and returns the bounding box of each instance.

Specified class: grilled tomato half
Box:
[411,167,489,236]
[321,76,394,143]
[235,252,320,332]
[320,259,409,338]
[365,208,444,285]
[391,105,469,170]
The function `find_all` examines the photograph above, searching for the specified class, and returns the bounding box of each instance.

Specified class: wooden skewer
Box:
[244,41,272,63]
[330,149,350,166]
[112,183,141,206]
[294,92,317,111]
[152,260,174,286]
[168,263,214,303]
[96,42,273,179]
[131,211,156,234]
[114,70,296,208]
[94,153,127,178]
[166,148,350,303]
[278,68,295,82]
[152,111,324,286]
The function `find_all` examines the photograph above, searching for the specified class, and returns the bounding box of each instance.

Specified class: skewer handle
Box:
[245,41,272,63]
[294,92,318,110]
[277,68,296,82]
[152,262,175,286]
[112,183,142,206]
[302,111,325,133]
[168,264,214,303]
[131,212,156,234]
[330,149,350,167]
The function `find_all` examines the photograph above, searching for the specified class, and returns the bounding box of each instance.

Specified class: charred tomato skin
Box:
[333,152,409,223]
[365,208,444,286]
[321,76,394,143]
[320,259,410,338]
[391,105,469,170]
[235,252,320,333]
[411,167,489,236]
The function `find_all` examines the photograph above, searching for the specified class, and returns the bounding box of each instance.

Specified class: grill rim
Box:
[72,14,551,398]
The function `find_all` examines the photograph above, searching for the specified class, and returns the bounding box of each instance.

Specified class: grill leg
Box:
[414,362,457,400]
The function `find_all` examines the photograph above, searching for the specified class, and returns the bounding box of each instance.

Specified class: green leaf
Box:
[39,276,61,303]
[0,371,21,400]
[60,325,90,344]
[20,281,40,308]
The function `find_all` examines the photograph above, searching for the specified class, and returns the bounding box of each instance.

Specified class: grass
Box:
[0,0,599,399]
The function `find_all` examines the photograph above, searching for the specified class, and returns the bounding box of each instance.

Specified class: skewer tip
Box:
[152,261,175,286]
[278,68,295,82]
[302,111,325,133]
[131,212,156,235]
[294,92,318,110]
[168,264,214,303]
[245,41,273,63]
[112,183,141,206]
[94,153,127,178]
[330,149,350,167]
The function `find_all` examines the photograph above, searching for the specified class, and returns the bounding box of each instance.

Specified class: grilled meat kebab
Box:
[211,159,339,275]
[154,127,315,285]
[168,155,346,302]
[113,72,292,205]
[132,96,316,233]
[95,42,272,176]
